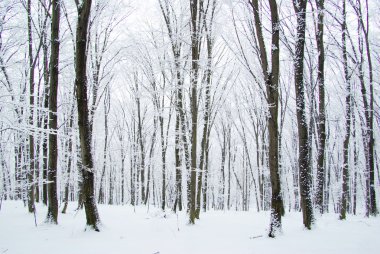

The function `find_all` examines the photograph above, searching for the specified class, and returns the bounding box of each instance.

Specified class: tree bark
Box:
[189,0,203,225]
[196,3,215,217]
[46,0,61,224]
[250,0,283,237]
[315,0,326,214]
[62,115,73,214]
[27,0,35,214]
[293,0,314,229]
[75,0,100,231]
[340,0,351,220]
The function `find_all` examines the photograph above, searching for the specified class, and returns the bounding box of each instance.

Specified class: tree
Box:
[339,0,352,220]
[195,0,216,219]
[314,0,326,214]
[293,0,314,229]
[250,0,284,237]
[348,0,377,217]
[26,0,35,214]
[46,0,60,224]
[74,0,100,231]
[158,0,189,213]
[189,0,204,225]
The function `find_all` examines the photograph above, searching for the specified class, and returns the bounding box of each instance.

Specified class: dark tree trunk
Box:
[188,0,202,224]
[315,0,326,214]
[159,0,188,214]
[42,1,50,206]
[250,0,283,237]
[42,52,49,207]
[293,0,314,229]
[195,2,215,218]
[46,0,61,224]
[186,0,214,223]
[359,1,377,217]
[74,0,100,231]
[27,0,35,214]
[340,0,351,220]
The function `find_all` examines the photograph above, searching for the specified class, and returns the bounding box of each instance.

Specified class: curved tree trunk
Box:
[75,0,100,231]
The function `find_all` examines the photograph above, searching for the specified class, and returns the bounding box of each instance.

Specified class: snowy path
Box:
[0,201,379,254]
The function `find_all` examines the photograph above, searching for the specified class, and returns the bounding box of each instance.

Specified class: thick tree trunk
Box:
[315,0,326,214]
[250,0,283,237]
[75,0,100,231]
[340,0,351,220]
[293,0,314,229]
[360,4,377,217]
[188,0,202,224]
[46,0,61,224]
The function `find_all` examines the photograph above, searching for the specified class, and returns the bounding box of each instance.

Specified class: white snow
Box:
[1,201,379,254]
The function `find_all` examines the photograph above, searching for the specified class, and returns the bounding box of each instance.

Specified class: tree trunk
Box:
[145,116,157,205]
[174,110,183,212]
[315,0,326,214]
[42,0,50,206]
[75,0,100,231]
[160,113,168,211]
[98,87,110,204]
[135,81,146,204]
[62,121,73,214]
[188,0,202,224]
[250,0,283,237]
[46,0,61,224]
[340,0,351,220]
[293,0,314,229]
[195,2,215,217]
[27,0,35,214]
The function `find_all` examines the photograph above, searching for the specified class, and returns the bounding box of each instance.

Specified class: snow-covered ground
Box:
[1,201,379,254]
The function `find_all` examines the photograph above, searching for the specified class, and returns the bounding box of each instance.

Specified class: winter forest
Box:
[0,0,379,253]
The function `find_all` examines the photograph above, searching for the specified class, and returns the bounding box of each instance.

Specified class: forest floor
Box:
[0,201,379,254]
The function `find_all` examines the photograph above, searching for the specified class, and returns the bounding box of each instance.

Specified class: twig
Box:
[33,206,37,227]
[249,235,263,239]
